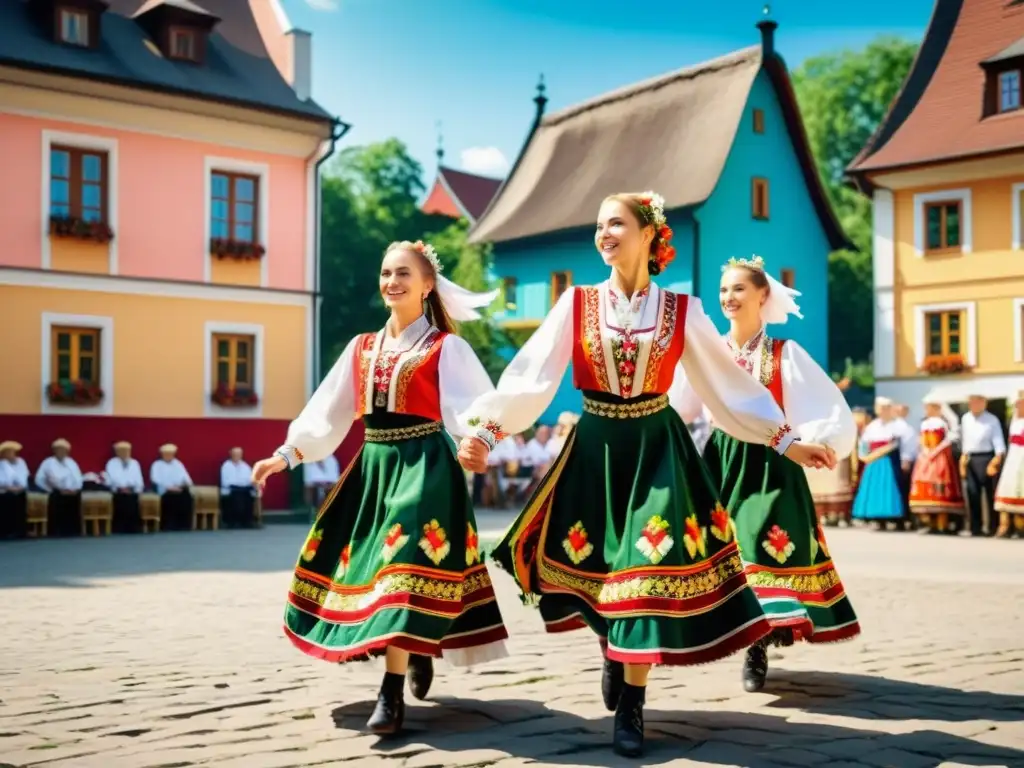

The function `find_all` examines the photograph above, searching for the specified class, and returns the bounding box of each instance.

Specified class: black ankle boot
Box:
[742,639,768,692]
[612,682,645,757]
[366,672,405,735]
[407,654,434,701]
[600,641,624,712]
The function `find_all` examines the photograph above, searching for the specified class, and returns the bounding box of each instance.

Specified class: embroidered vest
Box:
[571,285,688,395]
[353,329,447,421]
[754,336,786,411]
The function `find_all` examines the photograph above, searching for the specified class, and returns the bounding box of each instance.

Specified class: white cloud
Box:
[304,0,338,10]
[460,146,510,177]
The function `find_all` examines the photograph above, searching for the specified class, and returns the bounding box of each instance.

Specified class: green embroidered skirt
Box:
[702,429,861,643]
[285,413,509,666]
[490,392,771,666]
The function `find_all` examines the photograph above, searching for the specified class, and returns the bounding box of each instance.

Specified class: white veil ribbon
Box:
[436,275,499,322]
[761,272,803,325]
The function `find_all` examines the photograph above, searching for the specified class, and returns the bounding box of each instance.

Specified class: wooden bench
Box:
[26,492,48,538]
[192,485,219,530]
[139,492,162,533]
[80,491,113,536]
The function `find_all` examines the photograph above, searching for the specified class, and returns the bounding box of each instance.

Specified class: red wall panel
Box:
[0,414,365,511]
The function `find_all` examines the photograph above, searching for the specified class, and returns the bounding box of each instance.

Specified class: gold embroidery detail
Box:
[364,422,443,442]
[745,566,842,596]
[758,333,776,388]
[581,287,611,391]
[356,335,374,414]
[582,395,668,419]
[291,567,496,613]
[642,291,678,392]
[394,329,442,412]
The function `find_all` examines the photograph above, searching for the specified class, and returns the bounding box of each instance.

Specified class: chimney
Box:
[286,28,312,101]
[757,4,777,59]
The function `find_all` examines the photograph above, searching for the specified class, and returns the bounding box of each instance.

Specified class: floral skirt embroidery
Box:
[284,413,508,667]
[490,391,771,666]
[995,445,1024,514]
[702,430,860,645]
[909,445,965,516]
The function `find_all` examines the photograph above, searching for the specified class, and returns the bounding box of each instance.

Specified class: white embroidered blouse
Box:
[276,314,495,467]
[461,281,796,455]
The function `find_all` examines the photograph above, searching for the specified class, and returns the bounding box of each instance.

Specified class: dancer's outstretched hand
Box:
[252,455,287,490]
[457,437,488,474]
[784,441,836,470]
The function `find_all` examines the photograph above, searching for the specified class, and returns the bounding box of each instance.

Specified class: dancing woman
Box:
[251,241,509,735]
[455,192,834,757]
[908,395,964,534]
[676,256,860,694]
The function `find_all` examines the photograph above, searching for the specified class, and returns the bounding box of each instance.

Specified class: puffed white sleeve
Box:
[438,335,496,439]
[460,288,575,449]
[678,297,795,454]
[275,336,359,468]
[667,364,707,423]
[780,341,857,459]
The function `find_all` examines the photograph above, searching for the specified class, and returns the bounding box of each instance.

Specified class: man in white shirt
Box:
[220,447,256,528]
[523,425,554,482]
[34,438,83,537]
[104,441,145,534]
[0,440,29,539]
[150,444,194,531]
[303,454,340,514]
[959,394,1007,536]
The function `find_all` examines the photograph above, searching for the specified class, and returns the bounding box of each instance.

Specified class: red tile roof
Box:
[436,166,502,222]
[850,0,1024,175]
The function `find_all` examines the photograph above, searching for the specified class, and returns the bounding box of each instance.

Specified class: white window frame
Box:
[203,156,270,287]
[1012,182,1024,251]
[1015,298,1024,363]
[913,301,977,369]
[41,130,119,273]
[59,7,89,46]
[912,189,972,257]
[40,312,114,416]
[204,321,265,418]
[999,70,1022,113]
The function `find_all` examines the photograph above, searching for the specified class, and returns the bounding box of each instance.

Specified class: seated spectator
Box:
[150,444,194,531]
[303,454,341,513]
[0,440,29,539]
[104,441,145,534]
[35,438,83,537]
[220,447,256,528]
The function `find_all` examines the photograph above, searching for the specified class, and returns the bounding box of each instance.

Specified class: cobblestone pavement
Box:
[1,525,1023,768]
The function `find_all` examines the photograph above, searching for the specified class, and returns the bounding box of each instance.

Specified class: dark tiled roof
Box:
[438,166,502,221]
[0,0,332,122]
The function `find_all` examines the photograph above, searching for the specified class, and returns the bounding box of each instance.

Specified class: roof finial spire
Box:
[757,4,777,58]
[534,73,548,120]
[435,120,444,163]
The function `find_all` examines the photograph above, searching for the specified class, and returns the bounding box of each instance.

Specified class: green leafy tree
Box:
[792,36,918,376]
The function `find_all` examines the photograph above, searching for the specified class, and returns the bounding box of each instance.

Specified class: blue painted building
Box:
[469,18,850,424]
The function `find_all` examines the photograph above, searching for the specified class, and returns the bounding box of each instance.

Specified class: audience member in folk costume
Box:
[0,441,30,539]
[34,438,83,537]
[851,397,914,530]
[959,394,1006,537]
[150,444,194,531]
[994,390,1024,538]
[103,441,145,534]
[220,446,257,528]
[302,453,341,512]
[891,403,918,523]
[908,396,964,535]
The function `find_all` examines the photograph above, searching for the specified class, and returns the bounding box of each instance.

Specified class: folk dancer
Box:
[959,394,1006,537]
[150,444,194,531]
[0,441,29,539]
[251,240,509,735]
[220,447,257,528]
[104,441,145,534]
[994,390,1024,538]
[457,193,833,757]
[908,396,964,534]
[677,255,860,693]
[303,454,341,514]
[35,438,83,537]
[851,398,913,529]
[891,403,918,529]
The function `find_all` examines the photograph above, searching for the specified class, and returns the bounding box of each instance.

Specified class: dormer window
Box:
[1000,70,1021,112]
[58,7,90,47]
[169,26,198,62]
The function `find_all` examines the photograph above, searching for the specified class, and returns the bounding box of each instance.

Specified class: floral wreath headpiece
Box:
[413,240,443,274]
[721,254,765,273]
[637,191,676,273]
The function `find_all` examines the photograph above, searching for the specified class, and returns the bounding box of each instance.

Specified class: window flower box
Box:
[211,384,259,407]
[47,379,104,405]
[920,354,969,375]
[49,215,114,244]
[210,237,265,260]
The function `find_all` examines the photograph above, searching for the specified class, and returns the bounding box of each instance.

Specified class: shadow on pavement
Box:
[764,669,1024,723]
[329,696,1024,767]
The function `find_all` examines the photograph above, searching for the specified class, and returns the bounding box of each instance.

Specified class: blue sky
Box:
[280,0,934,183]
